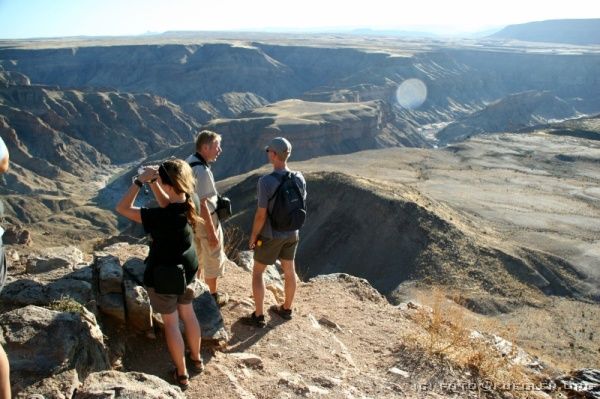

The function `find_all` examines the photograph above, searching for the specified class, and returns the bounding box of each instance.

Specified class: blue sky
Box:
[1,0,598,39]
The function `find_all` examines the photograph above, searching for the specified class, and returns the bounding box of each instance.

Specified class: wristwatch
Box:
[134,178,143,187]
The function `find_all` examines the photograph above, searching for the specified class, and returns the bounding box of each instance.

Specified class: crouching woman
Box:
[116,159,204,389]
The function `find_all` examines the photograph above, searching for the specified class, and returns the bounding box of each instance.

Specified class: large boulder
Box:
[96,254,124,295]
[0,273,93,307]
[122,257,151,332]
[15,369,79,399]
[0,248,94,308]
[74,370,184,399]
[193,283,228,342]
[26,246,84,274]
[0,305,109,394]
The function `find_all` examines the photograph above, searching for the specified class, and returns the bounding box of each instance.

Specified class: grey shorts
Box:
[146,278,201,314]
[253,235,299,266]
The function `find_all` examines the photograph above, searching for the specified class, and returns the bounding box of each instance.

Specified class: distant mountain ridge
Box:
[489,19,600,45]
[437,90,578,144]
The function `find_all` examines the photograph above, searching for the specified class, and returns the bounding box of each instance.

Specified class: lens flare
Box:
[395,78,427,109]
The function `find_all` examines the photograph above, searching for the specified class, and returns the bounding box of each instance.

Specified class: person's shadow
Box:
[225,309,289,353]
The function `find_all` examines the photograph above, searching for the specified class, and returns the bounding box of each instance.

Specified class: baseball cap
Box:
[265,137,292,156]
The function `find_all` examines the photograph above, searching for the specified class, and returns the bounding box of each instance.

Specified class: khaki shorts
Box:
[253,235,299,266]
[195,216,227,279]
[146,278,202,314]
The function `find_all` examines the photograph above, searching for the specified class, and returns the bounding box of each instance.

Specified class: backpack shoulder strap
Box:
[287,172,305,204]
[267,171,290,202]
[188,152,209,170]
[188,161,205,169]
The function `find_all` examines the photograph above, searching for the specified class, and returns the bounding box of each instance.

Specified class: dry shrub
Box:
[48,296,86,315]
[406,286,548,399]
[223,224,245,261]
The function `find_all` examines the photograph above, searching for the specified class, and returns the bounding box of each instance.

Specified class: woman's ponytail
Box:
[185,194,203,229]
[161,159,203,229]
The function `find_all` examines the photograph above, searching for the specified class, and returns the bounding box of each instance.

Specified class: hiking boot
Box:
[211,291,229,307]
[240,312,266,328]
[270,304,292,320]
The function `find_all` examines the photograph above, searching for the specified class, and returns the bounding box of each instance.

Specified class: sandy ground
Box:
[120,263,584,399]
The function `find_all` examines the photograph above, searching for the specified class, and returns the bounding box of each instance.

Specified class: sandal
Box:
[189,356,205,373]
[172,368,189,390]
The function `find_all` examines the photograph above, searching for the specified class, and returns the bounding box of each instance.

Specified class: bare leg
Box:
[280,259,297,310]
[205,277,217,294]
[177,303,201,361]
[0,345,10,399]
[162,310,187,378]
[252,261,267,316]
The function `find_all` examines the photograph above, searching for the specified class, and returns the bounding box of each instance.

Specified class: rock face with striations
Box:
[0,73,201,174]
[437,90,579,144]
[0,44,299,115]
[205,99,428,179]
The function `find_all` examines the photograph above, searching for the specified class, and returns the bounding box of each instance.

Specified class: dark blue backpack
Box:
[268,172,306,231]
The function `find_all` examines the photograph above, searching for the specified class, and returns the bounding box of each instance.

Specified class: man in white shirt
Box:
[186,131,229,306]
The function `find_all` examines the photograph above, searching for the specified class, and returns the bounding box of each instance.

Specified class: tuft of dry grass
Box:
[404,287,549,399]
[47,296,86,315]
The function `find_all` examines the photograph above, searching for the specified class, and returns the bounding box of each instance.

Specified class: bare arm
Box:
[200,198,219,248]
[149,180,170,207]
[115,182,142,224]
[249,207,267,249]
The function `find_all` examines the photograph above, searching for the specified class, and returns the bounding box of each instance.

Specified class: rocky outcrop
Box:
[0,242,230,396]
[437,90,579,144]
[95,243,228,341]
[0,245,94,307]
[555,369,600,398]
[0,305,109,392]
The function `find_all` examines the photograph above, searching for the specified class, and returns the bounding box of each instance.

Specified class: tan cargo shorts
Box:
[195,217,227,279]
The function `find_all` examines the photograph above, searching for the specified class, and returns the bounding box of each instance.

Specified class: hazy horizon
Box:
[1,0,599,40]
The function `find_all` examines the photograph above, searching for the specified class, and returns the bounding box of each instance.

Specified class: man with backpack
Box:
[244,137,307,328]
